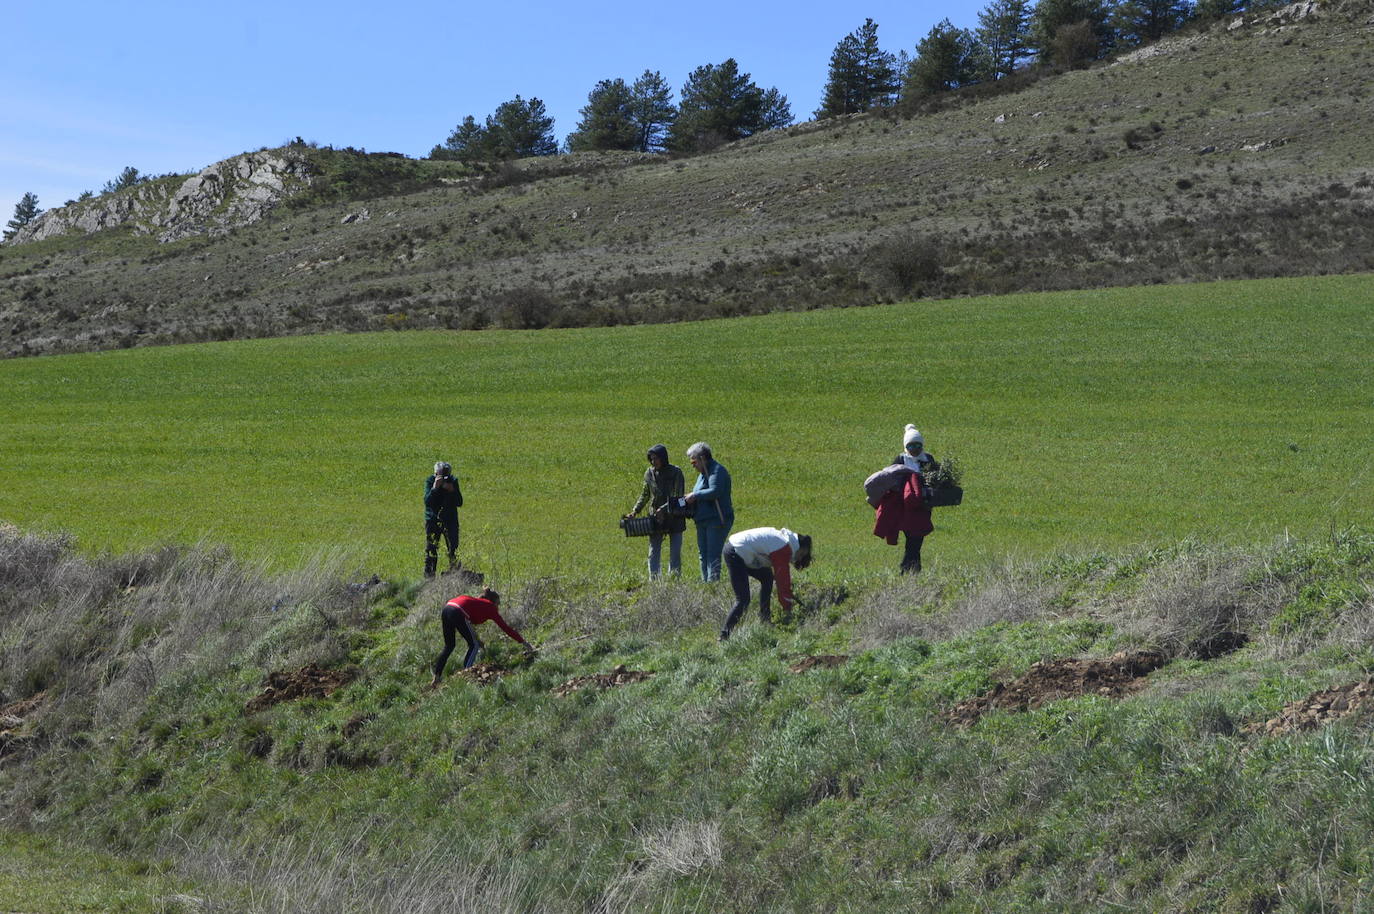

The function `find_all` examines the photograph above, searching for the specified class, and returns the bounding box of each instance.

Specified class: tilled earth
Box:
[1246,677,1374,736]
[243,663,358,714]
[789,654,850,674]
[552,664,654,697]
[454,662,510,686]
[0,691,47,758]
[946,651,1169,726]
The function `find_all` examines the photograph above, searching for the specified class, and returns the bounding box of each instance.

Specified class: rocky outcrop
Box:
[5,150,314,246]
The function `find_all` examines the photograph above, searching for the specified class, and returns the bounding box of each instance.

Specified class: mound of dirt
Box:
[244,664,358,714]
[946,651,1168,726]
[1246,677,1374,736]
[455,662,510,686]
[0,690,47,758]
[789,654,850,673]
[552,664,653,697]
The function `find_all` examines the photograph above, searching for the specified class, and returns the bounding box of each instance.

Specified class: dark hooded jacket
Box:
[631,445,687,534]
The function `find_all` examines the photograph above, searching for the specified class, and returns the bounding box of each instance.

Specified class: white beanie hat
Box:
[903,424,924,448]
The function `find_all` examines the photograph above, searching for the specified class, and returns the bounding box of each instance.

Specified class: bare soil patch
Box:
[243,664,358,714]
[1246,677,1374,736]
[789,654,850,673]
[454,662,510,686]
[946,651,1168,726]
[0,690,48,758]
[552,664,654,697]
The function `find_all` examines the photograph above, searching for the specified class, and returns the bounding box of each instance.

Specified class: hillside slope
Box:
[3,526,1374,911]
[2,0,1373,357]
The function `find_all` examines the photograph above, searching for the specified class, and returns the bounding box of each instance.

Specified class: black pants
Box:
[902,532,924,574]
[722,543,774,634]
[424,516,459,577]
[432,605,481,678]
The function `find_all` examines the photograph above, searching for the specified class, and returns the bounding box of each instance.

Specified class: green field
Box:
[4,273,1372,585]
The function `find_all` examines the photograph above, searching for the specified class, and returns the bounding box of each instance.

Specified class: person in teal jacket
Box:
[683,441,734,581]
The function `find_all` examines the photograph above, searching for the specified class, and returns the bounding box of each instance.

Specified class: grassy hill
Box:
[2,1,1373,357]
[0,273,1371,584]
[3,525,1374,912]
[0,267,1371,910]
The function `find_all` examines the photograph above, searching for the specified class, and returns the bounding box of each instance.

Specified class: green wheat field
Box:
[3,272,1372,585]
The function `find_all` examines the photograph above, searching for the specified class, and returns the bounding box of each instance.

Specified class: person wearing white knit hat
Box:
[872,424,939,574]
[901,424,936,475]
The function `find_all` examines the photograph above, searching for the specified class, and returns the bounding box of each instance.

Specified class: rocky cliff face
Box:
[5,150,314,246]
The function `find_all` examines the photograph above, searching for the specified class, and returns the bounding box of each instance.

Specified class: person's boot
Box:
[424,555,437,579]
[445,554,461,575]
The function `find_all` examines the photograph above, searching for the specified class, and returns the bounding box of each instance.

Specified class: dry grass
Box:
[0,527,372,739]
[851,558,1066,651]
[176,829,543,914]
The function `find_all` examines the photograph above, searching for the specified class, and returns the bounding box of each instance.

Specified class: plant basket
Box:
[927,484,963,508]
[620,516,658,537]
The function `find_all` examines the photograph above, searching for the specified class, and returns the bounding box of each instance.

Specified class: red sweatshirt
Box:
[873,472,933,544]
[447,595,526,644]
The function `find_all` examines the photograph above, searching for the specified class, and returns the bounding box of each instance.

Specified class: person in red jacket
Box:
[873,467,933,574]
[430,587,535,685]
[870,424,937,574]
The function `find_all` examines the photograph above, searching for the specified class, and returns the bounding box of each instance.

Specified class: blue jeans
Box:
[695,521,732,582]
[648,530,683,577]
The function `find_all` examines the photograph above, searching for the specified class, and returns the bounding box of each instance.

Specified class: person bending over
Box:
[719,527,813,641]
[431,587,534,685]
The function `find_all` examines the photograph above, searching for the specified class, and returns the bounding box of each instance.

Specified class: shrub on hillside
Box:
[869,236,945,298]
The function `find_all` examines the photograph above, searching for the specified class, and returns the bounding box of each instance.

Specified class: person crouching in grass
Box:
[431,587,535,685]
[718,527,812,641]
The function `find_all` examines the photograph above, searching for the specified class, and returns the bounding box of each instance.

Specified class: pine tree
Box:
[101,166,143,195]
[977,0,1034,79]
[1111,0,1192,46]
[1030,0,1113,63]
[816,19,900,118]
[431,115,489,163]
[1193,0,1243,22]
[669,59,790,153]
[628,70,677,152]
[758,88,794,131]
[485,96,558,159]
[903,20,987,99]
[567,79,639,152]
[817,30,864,118]
[4,192,42,240]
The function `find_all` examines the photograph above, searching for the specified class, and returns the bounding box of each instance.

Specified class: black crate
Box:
[927,485,963,507]
[620,516,658,537]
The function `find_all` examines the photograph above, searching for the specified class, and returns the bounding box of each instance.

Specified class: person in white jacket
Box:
[719,527,813,640]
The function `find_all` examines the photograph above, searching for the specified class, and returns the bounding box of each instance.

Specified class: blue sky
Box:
[3,0,986,218]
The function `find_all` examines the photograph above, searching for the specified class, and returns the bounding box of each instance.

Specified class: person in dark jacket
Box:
[623,444,687,578]
[683,441,734,582]
[424,460,463,578]
[430,587,535,685]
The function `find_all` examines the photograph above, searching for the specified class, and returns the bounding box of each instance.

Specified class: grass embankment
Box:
[0,830,194,913]
[3,526,1374,911]
[2,273,1372,585]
